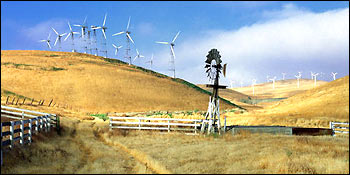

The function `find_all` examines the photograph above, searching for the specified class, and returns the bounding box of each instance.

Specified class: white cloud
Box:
[154,5,349,86]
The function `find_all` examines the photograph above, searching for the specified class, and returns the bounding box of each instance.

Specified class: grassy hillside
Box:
[224,76,349,128]
[1,50,240,113]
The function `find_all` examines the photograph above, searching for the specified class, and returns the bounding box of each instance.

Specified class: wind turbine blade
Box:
[126,33,134,44]
[61,33,67,36]
[118,46,123,49]
[68,22,72,31]
[103,13,107,26]
[92,26,101,30]
[140,55,144,58]
[126,16,131,30]
[112,44,117,48]
[51,27,58,35]
[64,33,71,41]
[115,49,118,55]
[73,24,82,27]
[73,32,80,35]
[155,41,169,45]
[39,40,47,42]
[133,55,137,62]
[172,31,181,43]
[136,49,139,55]
[83,16,87,25]
[102,29,107,39]
[112,31,125,36]
[47,33,51,39]
[170,45,176,59]
[54,37,59,46]
[47,41,52,49]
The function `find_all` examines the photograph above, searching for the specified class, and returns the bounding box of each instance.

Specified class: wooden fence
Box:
[330,122,349,136]
[109,116,204,134]
[1,105,59,165]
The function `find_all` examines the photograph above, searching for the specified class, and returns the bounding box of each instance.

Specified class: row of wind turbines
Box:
[230,71,339,96]
[39,14,181,78]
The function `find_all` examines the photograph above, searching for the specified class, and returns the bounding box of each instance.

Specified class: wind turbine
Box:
[156,31,181,78]
[230,80,235,88]
[266,75,269,82]
[98,13,108,58]
[311,72,319,87]
[51,27,66,51]
[269,76,277,89]
[146,53,154,69]
[74,16,88,53]
[331,72,338,80]
[282,73,286,80]
[133,48,144,63]
[295,72,302,88]
[39,33,52,50]
[252,79,257,95]
[112,44,122,56]
[112,16,135,65]
[64,22,80,52]
[91,25,100,56]
[310,71,314,80]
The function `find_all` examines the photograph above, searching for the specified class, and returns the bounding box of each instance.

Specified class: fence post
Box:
[224,116,227,133]
[330,122,334,136]
[138,119,141,130]
[41,100,45,106]
[15,98,19,105]
[168,120,170,133]
[20,120,24,145]
[35,118,39,133]
[28,119,32,144]
[47,115,51,132]
[31,98,34,105]
[10,121,14,149]
[6,96,9,104]
[194,121,197,134]
[22,97,26,105]
[48,99,53,107]
[11,97,15,105]
[22,111,24,119]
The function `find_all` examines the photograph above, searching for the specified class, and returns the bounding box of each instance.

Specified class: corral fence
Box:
[109,116,206,134]
[1,105,60,165]
[330,122,349,136]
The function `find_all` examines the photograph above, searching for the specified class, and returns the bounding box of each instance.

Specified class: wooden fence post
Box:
[47,116,51,132]
[41,100,45,106]
[6,96,9,104]
[11,97,15,105]
[22,97,26,105]
[139,119,141,130]
[28,119,32,144]
[168,120,170,132]
[38,100,41,105]
[15,98,19,105]
[20,120,24,145]
[35,119,38,133]
[224,116,227,133]
[10,121,14,149]
[48,99,53,107]
[31,98,34,105]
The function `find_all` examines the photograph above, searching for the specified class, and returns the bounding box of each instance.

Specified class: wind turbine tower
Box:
[91,25,100,56]
[156,31,181,78]
[311,72,319,87]
[112,16,136,64]
[64,22,80,52]
[252,79,257,95]
[51,27,66,51]
[99,13,108,58]
[331,72,338,80]
[282,73,286,80]
[295,72,302,88]
[146,53,154,70]
[74,16,88,53]
[269,76,277,89]
[39,33,52,50]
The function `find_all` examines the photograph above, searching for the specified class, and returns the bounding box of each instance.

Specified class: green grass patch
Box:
[46,54,59,57]
[90,113,109,121]
[1,62,33,68]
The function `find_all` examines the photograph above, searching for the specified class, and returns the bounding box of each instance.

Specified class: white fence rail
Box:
[330,122,349,136]
[109,116,205,134]
[1,105,59,165]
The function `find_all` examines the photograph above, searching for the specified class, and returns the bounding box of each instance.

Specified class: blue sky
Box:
[2,1,349,86]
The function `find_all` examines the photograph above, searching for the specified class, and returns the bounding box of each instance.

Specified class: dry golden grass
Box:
[1,50,237,114]
[224,76,349,128]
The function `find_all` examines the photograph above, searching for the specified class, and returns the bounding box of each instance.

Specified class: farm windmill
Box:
[112,44,122,56]
[39,33,52,50]
[64,22,80,52]
[331,72,338,80]
[201,48,227,134]
[51,27,66,51]
[156,31,181,78]
[146,53,154,70]
[112,16,135,65]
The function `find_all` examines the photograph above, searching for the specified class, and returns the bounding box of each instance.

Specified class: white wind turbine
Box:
[331,72,338,80]
[266,75,269,82]
[146,53,154,70]
[112,44,122,56]
[230,80,235,88]
[295,72,302,88]
[112,16,135,65]
[252,79,257,95]
[310,71,314,80]
[282,73,286,80]
[269,76,277,89]
[64,22,80,52]
[311,72,319,87]
[74,16,88,39]
[156,31,181,78]
[39,33,52,50]
[91,25,100,56]
[51,27,66,51]
[99,13,108,58]
[133,48,144,63]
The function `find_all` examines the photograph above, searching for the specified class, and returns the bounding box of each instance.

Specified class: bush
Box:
[90,113,109,121]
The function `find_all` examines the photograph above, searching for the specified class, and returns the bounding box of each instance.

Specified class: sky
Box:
[1,1,349,87]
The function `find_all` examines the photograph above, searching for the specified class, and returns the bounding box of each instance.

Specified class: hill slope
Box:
[1,50,240,113]
[225,75,349,128]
